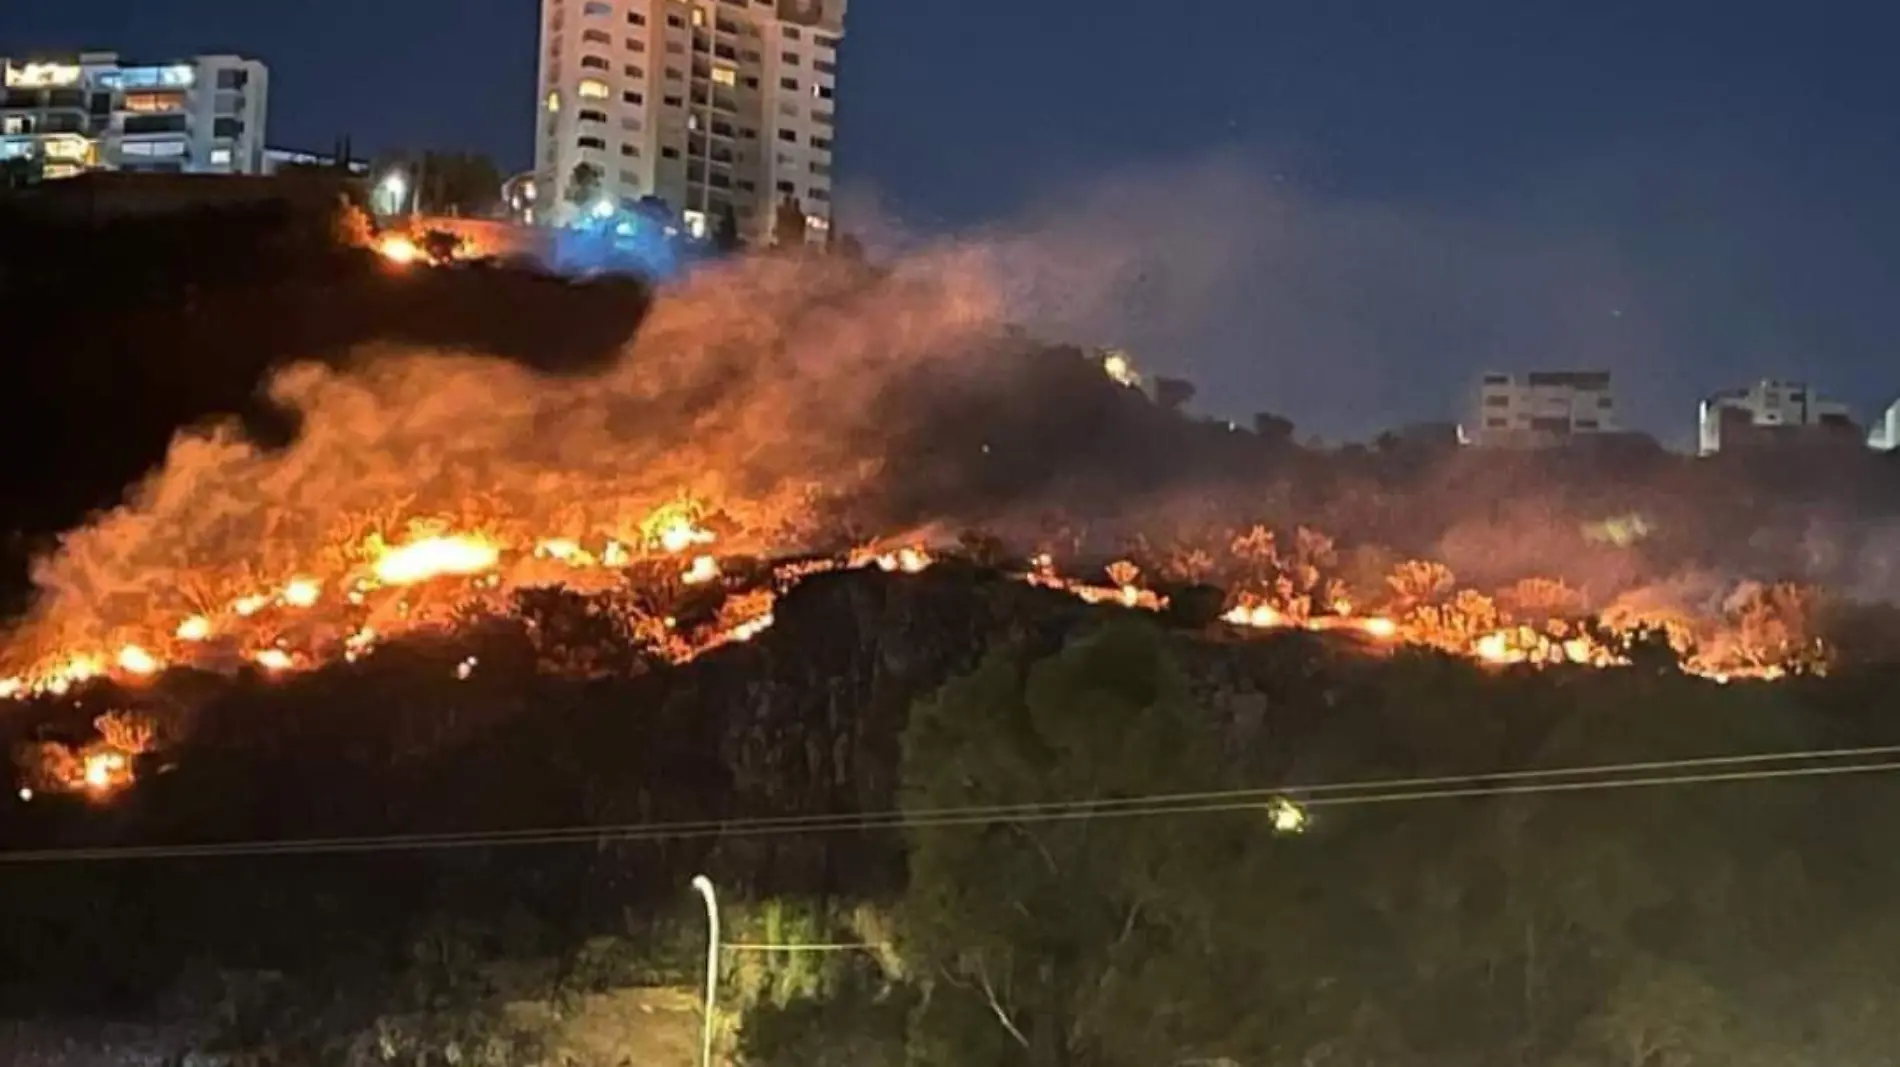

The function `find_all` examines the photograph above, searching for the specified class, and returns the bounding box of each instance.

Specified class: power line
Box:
[4,744,1900,865]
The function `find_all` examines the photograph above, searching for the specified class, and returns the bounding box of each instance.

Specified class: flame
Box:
[377,234,420,265]
[232,594,269,618]
[175,615,211,641]
[282,578,322,608]
[682,555,721,585]
[115,644,160,675]
[253,648,295,672]
[372,535,501,586]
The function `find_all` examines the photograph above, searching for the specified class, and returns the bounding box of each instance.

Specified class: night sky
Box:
[5,0,1898,443]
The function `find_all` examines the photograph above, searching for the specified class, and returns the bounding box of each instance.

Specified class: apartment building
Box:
[534,0,843,243]
[1697,379,1857,455]
[1464,370,1618,447]
[1,53,269,178]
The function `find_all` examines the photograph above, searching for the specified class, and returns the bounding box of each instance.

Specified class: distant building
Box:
[1,52,268,179]
[263,146,369,176]
[1871,398,1900,452]
[1697,380,1857,455]
[533,0,845,243]
[1464,370,1617,447]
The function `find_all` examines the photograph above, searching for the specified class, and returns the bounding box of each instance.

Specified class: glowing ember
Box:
[1224,603,1286,629]
[175,615,211,641]
[372,535,501,585]
[728,613,775,643]
[115,644,160,675]
[232,594,269,618]
[682,555,721,585]
[456,656,478,681]
[16,787,31,802]
[282,578,322,608]
[1362,617,1398,639]
[253,648,295,672]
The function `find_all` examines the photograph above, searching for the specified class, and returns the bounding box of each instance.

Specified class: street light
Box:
[690,875,720,1067]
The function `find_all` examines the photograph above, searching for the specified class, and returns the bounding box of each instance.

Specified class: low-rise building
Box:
[1464,370,1617,447]
[2,52,269,179]
[1697,380,1857,455]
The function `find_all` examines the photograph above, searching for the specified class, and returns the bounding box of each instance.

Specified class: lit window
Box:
[546,90,563,111]
[210,147,233,165]
[691,8,705,25]
[578,78,611,99]
[711,67,736,86]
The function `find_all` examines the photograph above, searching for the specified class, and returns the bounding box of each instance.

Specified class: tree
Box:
[567,161,604,209]
[773,194,808,247]
[1251,411,1294,444]
[900,621,1275,1067]
[1154,376,1196,412]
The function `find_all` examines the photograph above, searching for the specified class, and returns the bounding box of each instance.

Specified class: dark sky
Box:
[6,0,1899,443]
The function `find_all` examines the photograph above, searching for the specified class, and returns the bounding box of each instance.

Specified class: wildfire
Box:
[0,492,1833,800]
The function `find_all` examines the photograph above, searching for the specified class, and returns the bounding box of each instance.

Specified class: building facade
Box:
[534,0,843,242]
[2,53,269,179]
[1465,370,1617,447]
[1697,380,1856,455]
[1869,398,1900,452]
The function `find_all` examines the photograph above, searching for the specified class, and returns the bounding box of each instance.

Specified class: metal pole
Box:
[690,875,720,1067]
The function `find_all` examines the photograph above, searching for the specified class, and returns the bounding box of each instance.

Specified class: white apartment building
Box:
[1697,379,1855,455]
[1869,398,1900,452]
[1465,370,1618,447]
[534,0,842,242]
[1,53,269,178]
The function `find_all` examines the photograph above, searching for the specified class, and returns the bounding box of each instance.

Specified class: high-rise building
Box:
[1,53,270,179]
[534,0,843,243]
[1464,370,1618,447]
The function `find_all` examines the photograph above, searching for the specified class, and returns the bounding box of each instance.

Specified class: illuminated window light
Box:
[546,90,562,112]
[577,77,611,99]
[710,67,736,86]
